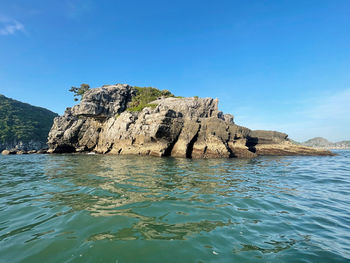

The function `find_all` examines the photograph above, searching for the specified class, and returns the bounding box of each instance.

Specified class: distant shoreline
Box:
[300,137,350,150]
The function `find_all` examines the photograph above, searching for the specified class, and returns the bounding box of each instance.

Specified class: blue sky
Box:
[1,0,349,142]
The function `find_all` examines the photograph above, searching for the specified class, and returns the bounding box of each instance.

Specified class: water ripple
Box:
[0,151,350,262]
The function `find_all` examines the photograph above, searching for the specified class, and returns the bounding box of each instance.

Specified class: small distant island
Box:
[301,137,350,149]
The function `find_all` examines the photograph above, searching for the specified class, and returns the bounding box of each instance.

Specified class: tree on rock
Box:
[69,84,90,101]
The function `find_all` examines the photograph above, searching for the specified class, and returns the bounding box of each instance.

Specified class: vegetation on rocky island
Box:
[0,94,58,144]
[127,87,175,112]
[69,84,90,101]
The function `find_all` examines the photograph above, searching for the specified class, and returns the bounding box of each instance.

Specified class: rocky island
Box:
[47,84,333,158]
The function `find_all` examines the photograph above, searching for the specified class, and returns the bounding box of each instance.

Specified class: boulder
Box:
[1,150,10,155]
[1,149,17,155]
[37,149,48,154]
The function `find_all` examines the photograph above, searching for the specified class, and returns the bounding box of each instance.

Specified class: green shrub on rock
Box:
[127,87,175,112]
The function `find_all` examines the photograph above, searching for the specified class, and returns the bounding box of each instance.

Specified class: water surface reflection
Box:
[0,152,349,262]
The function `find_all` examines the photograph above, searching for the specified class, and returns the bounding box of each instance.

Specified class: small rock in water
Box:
[37,148,48,154]
[1,149,16,155]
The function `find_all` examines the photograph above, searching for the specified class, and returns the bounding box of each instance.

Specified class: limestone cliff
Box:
[47,84,333,158]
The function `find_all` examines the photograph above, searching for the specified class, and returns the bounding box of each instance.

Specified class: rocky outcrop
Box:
[70,85,136,118]
[0,140,47,152]
[1,148,48,155]
[1,149,16,155]
[47,84,334,158]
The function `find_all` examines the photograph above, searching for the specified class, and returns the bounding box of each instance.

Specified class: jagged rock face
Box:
[48,84,334,157]
[71,84,136,118]
[152,97,220,119]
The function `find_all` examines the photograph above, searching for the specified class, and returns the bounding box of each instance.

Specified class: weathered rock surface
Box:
[1,149,15,155]
[71,84,136,118]
[0,140,47,153]
[47,84,334,158]
[1,148,48,155]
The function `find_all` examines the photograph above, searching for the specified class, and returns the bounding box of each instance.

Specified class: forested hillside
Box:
[0,94,57,150]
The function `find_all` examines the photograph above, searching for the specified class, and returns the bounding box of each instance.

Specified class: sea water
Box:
[0,151,349,262]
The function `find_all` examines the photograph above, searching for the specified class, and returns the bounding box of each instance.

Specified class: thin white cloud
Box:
[0,16,24,36]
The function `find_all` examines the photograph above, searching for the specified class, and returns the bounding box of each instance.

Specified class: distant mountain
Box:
[302,137,350,149]
[0,94,58,151]
[303,137,333,147]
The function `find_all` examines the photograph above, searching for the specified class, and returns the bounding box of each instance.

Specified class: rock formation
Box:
[47,84,334,158]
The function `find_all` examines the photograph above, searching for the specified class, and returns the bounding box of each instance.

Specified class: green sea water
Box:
[1,151,349,262]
